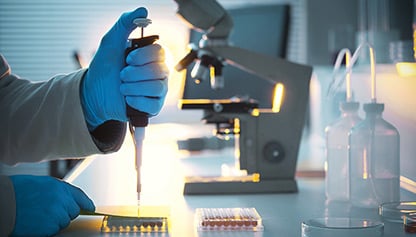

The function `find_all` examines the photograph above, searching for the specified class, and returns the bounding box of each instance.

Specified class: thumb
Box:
[101,7,148,46]
[65,183,96,212]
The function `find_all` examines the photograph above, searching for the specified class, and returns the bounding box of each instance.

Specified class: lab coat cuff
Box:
[0,175,16,237]
[90,120,127,153]
[78,70,127,153]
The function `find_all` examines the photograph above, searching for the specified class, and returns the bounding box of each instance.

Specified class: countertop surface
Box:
[58,123,416,237]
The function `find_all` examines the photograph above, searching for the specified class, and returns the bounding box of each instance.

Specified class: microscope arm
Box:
[173,0,233,39]
[205,45,312,84]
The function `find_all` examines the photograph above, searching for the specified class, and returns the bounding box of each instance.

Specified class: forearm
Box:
[0,69,98,164]
[0,59,126,165]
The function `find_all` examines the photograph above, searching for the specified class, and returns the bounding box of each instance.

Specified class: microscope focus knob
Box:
[263,141,285,163]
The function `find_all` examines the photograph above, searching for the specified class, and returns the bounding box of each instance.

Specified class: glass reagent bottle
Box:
[349,103,400,208]
[325,101,362,202]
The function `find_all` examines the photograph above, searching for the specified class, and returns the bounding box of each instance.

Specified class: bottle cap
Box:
[340,101,359,112]
[363,103,384,113]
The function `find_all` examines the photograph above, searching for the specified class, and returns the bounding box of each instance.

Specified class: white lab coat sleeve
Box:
[0,54,126,164]
[0,68,101,164]
[0,175,15,237]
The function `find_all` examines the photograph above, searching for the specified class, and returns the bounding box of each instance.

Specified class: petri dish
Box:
[301,218,384,237]
[404,212,416,233]
[379,201,416,223]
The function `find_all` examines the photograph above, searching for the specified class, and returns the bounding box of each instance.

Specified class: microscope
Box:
[174,0,313,194]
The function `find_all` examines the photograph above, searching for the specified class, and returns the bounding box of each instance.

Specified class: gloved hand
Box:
[81,7,169,130]
[10,175,95,237]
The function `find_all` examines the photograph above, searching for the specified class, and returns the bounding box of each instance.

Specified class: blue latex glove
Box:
[81,7,169,130]
[10,175,95,237]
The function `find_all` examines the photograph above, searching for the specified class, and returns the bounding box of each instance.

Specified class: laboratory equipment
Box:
[325,101,362,201]
[195,208,263,231]
[379,201,416,223]
[301,218,384,237]
[389,39,416,76]
[349,102,400,208]
[325,49,362,202]
[389,40,414,63]
[125,17,159,202]
[181,4,290,108]
[174,0,312,194]
[357,0,399,63]
[81,205,170,233]
[404,213,416,233]
[101,216,168,233]
[347,43,400,208]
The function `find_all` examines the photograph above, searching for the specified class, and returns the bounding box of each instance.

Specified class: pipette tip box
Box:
[195,208,264,231]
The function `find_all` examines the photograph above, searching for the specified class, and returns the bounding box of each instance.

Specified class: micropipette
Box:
[125,18,159,203]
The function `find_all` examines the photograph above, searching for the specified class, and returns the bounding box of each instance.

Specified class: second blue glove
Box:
[10,175,95,236]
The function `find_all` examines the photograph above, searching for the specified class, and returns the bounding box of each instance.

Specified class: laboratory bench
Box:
[59,123,416,237]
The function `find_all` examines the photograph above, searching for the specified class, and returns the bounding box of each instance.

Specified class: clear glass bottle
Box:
[325,101,362,202]
[349,103,400,208]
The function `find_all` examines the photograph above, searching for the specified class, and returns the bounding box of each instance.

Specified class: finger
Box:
[120,79,167,97]
[100,7,148,47]
[43,220,61,237]
[126,44,166,66]
[65,198,81,220]
[56,207,71,230]
[64,183,95,212]
[45,206,70,234]
[126,96,165,116]
[120,62,169,82]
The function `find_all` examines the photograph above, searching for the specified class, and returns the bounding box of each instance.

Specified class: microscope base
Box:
[183,177,298,195]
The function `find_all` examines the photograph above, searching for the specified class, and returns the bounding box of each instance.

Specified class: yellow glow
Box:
[252,173,260,182]
[234,147,240,161]
[363,149,368,179]
[251,108,260,117]
[210,66,215,80]
[400,176,416,193]
[234,132,240,161]
[413,26,415,59]
[395,62,416,77]
[233,118,240,134]
[369,46,376,101]
[272,83,285,113]
[161,45,175,75]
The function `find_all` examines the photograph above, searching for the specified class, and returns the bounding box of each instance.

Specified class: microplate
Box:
[90,205,170,233]
[195,208,264,231]
[101,216,168,233]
